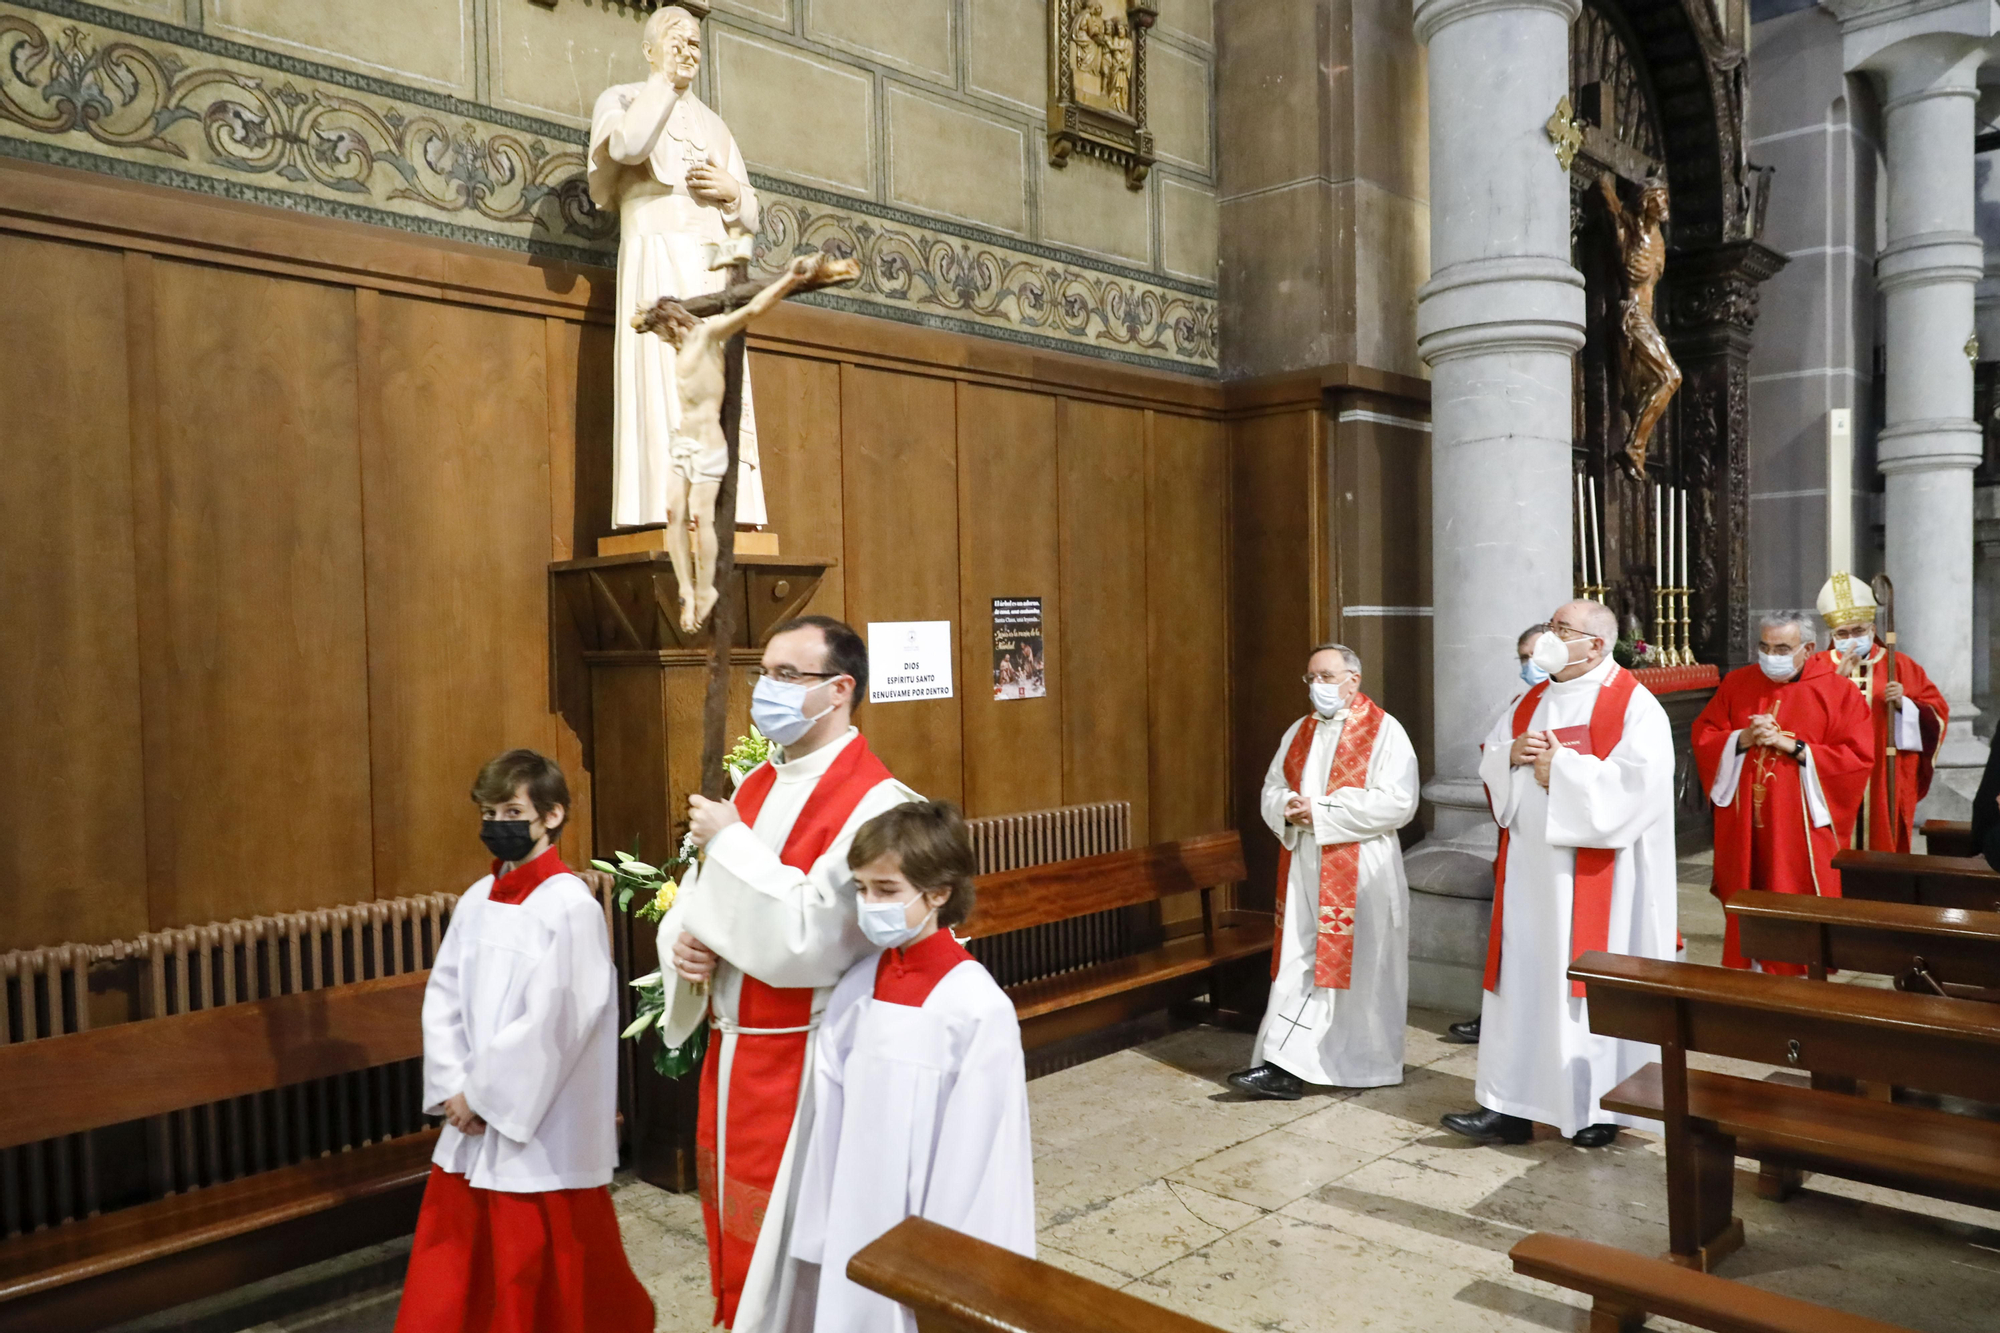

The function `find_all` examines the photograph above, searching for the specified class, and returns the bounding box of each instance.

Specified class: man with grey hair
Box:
[1441,600,1677,1148]
[1228,642,1420,1099]
[1691,609,1872,971]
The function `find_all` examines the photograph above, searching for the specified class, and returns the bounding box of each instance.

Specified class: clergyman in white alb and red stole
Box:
[654,727,917,1332]
[1239,666,1420,1093]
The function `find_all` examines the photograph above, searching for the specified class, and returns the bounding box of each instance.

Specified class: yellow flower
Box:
[652,880,678,916]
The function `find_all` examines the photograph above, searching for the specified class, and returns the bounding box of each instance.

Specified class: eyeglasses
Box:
[749,666,843,685]
[1302,672,1356,686]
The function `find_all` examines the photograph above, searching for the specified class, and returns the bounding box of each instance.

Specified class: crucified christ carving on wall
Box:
[1599,172,1681,478]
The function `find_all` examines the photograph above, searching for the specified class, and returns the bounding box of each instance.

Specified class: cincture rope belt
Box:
[710,1012,821,1037]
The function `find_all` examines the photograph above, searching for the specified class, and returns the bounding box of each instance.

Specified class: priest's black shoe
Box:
[1226,1063,1304,1101]
[1439,1107,1532,1144]
[1570,1123,1620,1148]
[1445,1017,1481,1044]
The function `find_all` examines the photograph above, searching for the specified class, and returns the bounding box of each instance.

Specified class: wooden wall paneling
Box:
[546,316,594,865]
[1332,401,1434,784]
[840,365,963,803]
[1228,406,1322,904]
[1057,398,1152,843]
[0,235,147,951]
[749,351,846,617]
[955,383,1063,818]
[1147,412,1231,844]
[147,260,373,926]
[361,293,560,900]
[126,251,178,938]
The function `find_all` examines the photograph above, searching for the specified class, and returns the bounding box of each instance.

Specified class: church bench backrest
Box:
[1569,951,2000,1104]
[1727,890,2000,991]
[848,1216,1224,1333]
[1920,820,1976,858]
[959,832,1245,940]
[1509,1233,1911,1333]
[0,970,428,1152]
[1833,849,2000,914]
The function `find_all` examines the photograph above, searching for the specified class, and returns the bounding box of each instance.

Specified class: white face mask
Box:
[1836,629,1874,658]
[750,675,838,747]
[1758,650,1799,682]
[858,898,935,949]
[1308,681,1346,716]
[1529,631,1575,675]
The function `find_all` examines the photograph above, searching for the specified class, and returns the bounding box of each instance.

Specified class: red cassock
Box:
[1810,648,1947,853]
[1692,655,1873,973]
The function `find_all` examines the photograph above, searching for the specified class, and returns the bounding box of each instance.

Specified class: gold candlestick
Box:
[1678,586,1693,667]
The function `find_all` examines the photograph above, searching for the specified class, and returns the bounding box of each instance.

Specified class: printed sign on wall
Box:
[991,599,1046,700]
[868,621,955,702]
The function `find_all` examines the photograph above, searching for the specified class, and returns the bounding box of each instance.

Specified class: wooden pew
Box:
[1727,889,2000,999]
[1570,950,2000,1270]
[1919,819,1976,859]
[1510,1232,1911,1333]
[0,971,435,1333]
[1832,848,2000,913]
[962,832,1264,1050]
[849,1215,1223,1333]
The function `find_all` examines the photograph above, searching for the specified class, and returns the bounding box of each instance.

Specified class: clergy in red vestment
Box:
[1811,572,1947,853]
[1692,610,1872,973]
[656,616,919,1333]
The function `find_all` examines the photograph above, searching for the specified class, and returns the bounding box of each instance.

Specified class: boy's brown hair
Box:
[470,749,571,822]
[848,801,977,928]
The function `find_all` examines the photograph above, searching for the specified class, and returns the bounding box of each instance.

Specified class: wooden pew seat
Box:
[1510,1232,1911,1333]
[0,971,433,1333]
[1727,889,2000,997]
[962,832,1266,1049]
[1832,848,2000,914]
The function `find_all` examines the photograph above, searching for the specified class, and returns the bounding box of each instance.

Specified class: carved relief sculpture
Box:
[1048,0,1156,188]
[1599,172,1681,477]
[589,6,768,531]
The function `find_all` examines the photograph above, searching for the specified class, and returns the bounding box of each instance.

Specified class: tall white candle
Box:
[1654,483,1663,577]
[1678,488,1690,586]
[1575,471,1587,588]
[1587,477,1604,590]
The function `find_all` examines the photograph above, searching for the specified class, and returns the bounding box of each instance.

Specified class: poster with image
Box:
[992,598,1046,700]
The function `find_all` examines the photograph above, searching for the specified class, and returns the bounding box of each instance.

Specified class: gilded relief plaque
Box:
[1048,0,1156,189]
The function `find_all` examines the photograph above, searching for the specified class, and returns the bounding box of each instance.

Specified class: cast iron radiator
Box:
[0,885,639,1239]
[963,801,1134,989]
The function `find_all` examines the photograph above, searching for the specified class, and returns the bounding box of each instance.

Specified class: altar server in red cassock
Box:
[1441,601,1678,1149]
[1810,573,1947,853]
[655,616,919,1332]
[1225,643,1419,1100]
[787,801,1035,1333]
[1693,609,1872,973]
[395,750,655,1333]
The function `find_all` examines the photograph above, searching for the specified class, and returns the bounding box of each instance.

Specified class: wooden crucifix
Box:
[630,252,859,799]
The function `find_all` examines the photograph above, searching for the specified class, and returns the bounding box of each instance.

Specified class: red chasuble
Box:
[1482,666,1638,999]
[1811,648,1947,853]
[1692,657,1872,972]
[1272,693,1387,989]
[695,735,894,1329]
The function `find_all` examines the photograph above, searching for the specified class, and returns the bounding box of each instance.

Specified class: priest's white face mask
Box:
[1528,631,1576,676]
[1304,651,1359,716]
[1833,625,1875,658]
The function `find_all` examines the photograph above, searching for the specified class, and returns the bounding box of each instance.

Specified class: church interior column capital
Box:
[1412,0,1580,46]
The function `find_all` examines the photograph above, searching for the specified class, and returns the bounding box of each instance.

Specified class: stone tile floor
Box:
[207,849,2000,1331]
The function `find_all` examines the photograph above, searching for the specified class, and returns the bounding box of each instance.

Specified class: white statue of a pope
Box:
[589,6,768,530]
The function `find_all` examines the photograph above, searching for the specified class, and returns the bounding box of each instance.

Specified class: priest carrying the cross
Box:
[653,616,920,1332]
[1227,643,1420,1100]
[1692,609,1872,973]
[1442,601,1678,1148]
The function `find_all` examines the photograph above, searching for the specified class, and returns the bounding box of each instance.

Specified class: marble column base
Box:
[1403,776,1497,1012]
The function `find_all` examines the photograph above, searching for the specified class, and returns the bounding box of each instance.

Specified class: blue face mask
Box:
[858,898,935,949]
[750,675,838,747]
[1520,660,1551,687]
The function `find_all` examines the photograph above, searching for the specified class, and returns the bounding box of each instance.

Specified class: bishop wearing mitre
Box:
[1692,610,1872,973]
[1226,644,1419,1100]
[1441,602,1678,1149]
[655,617,918,1332]
[1810,573,1947,853]
[590,5,768,531]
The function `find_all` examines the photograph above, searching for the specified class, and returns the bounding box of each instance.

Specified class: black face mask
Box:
[480,820,539,864]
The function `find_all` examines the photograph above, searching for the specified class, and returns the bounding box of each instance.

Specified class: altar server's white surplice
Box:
[1474,657,1678,1136]
[1253,703,1420,1087]
[788,930,1035,1333]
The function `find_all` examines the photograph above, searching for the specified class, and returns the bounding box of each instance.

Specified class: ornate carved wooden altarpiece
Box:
[1567,0,1784,668]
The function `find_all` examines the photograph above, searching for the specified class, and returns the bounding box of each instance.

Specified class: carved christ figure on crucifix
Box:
[634,254,859,632]
[1599,172,1681,478]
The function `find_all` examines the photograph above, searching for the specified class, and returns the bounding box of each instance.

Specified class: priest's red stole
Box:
[695,734,894,1328]
[1271,693,1386,990]
[1482,667,1638,999]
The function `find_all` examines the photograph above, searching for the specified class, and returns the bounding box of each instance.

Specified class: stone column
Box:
[1401,0,1583,1009]
[1843,20,1992,806]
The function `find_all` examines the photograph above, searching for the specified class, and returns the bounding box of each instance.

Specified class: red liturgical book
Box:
[1549,725,1593,756]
